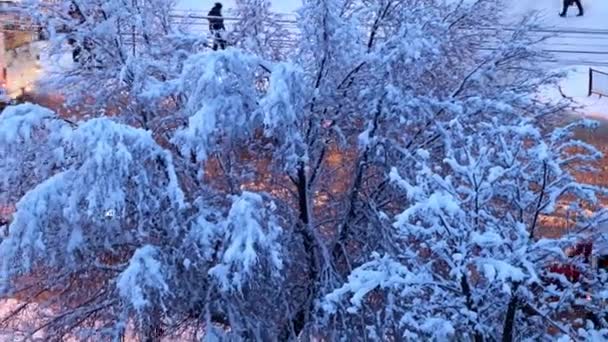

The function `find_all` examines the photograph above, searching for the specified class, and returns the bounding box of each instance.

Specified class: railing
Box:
[3,7,608,66]
[589,68,608,97]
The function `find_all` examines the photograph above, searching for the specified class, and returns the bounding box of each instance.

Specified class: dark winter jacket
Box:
[68,1,85,24]
[208,6,225,31]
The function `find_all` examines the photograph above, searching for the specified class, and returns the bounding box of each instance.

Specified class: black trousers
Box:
[72,46,82,62]
[211,30,226,51]
[561,0,583,15]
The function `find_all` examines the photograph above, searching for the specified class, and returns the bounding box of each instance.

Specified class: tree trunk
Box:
[502,293,519,342]
[460,275,484,342]
[280,162,320,340]
[296,162,309,225]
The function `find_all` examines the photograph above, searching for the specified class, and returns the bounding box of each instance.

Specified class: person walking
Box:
[208,2,226,51]
[67,1,85,62]
[560,0,584,17]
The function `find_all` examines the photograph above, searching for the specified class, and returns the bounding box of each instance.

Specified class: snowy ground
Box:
[509,0,608,116]
[558,67,607,119]
[508,0,607,26]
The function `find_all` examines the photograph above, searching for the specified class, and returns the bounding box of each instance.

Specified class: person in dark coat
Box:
[208,2,226,51]
[67,1,87,62]
[68,1,85,23]
[560,0,584,17]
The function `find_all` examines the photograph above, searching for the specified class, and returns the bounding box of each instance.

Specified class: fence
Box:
[589,68,608,97]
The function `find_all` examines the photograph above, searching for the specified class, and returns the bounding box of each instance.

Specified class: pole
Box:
[132,0,136,56]
[588,68,593,97]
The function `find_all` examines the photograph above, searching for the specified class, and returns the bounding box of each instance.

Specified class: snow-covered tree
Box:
[324,117,608,340]
[1,0,607,340]
[231,0,292,60]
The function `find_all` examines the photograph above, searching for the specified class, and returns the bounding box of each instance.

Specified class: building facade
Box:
[0,0,43,97]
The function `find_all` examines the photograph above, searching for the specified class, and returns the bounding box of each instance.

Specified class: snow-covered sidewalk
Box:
[510,0,608,116]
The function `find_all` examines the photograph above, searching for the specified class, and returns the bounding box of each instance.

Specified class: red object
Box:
[546,242,593,284]
[549,263,581,283]
[544,241,608,295]
[572,242,592,261]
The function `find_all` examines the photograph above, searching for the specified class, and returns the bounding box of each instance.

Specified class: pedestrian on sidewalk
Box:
[208,2,226,51]
[560,0,584,17]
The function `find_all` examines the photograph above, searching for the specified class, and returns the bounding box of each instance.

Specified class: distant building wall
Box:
[0,0,44,96]
[5,31,38,50]
[4,41,44,96]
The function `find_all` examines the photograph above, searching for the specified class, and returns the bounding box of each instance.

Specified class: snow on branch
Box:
[117,245,169,312]
[209,192,283,291]
[172,50,263,163]
[0,109,185,284]
[322,253,428,314]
